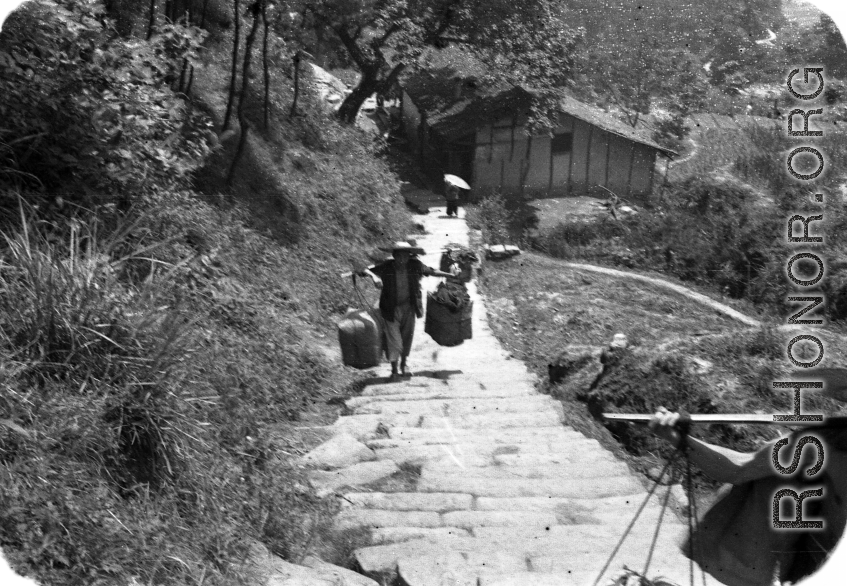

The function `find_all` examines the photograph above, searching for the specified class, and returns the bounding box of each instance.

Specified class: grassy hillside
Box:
[0,2,410,585]
[476,250,847,505]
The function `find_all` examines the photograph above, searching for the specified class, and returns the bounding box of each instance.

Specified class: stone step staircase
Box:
[308,204,720,586]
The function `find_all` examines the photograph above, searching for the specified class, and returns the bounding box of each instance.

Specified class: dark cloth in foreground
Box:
[683,421,847,586]
[429,281,470,312]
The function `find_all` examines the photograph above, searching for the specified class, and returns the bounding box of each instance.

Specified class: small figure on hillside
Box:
[767,98,783,120]
[359,241,456,381]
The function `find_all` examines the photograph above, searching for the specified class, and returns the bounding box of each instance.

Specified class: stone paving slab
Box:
[267,557,380,586]
[384,425,583,443]
[353,533,687,580]
[346,388,533,408]
[493,450,620,466]
[358,377,538,398]
[357,385,535,400]
[368,442,566,466]
[441,510,559,529]
[355,537,504,575]
[341,492,474,512]
[298,555,380,586]
[349,395,559,416]
[308,460,399,496]
[299,433,375,470]
[470,523,687,545]
[418,410,563,428]
[480,572,597,586]
[370,526,471,545]
[369,445,546,467]
[473,495,643,512]
[425,459,631,479]
[335,509,442,530]
[417,471,644,498]
[473,494,687,527]
[328,414,419,439]
[397,552,528,586]
[368,434,590,451]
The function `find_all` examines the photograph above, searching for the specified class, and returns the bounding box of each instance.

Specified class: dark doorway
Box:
[446,134,475,199]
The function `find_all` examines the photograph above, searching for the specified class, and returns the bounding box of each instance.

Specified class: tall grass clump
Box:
[465,192,538,246]
[534,217,629,260]
[0,205,339,586]
[465,192,511,245]
[0,206,199,581]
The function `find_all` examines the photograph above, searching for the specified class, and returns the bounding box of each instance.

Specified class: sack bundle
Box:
[425,282,473,347]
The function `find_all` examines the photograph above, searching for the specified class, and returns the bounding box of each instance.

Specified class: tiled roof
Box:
[555,92,676,156]
[402,49,675,156]
[428,86,531,140]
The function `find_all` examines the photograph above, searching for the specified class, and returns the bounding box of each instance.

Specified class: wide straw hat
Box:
[379,241,425,255]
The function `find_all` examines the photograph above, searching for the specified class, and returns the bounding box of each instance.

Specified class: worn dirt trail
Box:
[322,206,720,586]
[561,262,762,328]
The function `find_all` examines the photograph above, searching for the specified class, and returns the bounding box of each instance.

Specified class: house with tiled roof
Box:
[400,49,676,201]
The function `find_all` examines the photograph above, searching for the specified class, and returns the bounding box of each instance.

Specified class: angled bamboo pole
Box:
[603,413,832,426]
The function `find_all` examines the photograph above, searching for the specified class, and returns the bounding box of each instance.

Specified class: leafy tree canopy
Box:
[0,0,212,212]
[303,0,582,126]
[566,0,785,130]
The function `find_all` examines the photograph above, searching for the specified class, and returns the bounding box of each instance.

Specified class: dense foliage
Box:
[0,1,411,585]
[0,0,212,215]
[303,0,582,127]
[564,0,847,136]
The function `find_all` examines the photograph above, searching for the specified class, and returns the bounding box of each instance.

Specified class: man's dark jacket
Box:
[365,258,434,322]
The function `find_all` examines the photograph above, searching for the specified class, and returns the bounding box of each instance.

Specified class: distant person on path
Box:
[360,241,455,381]
[445,182,461,217]
[649,406,847,586]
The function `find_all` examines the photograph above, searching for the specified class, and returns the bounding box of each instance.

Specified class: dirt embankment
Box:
[478,251,847,496]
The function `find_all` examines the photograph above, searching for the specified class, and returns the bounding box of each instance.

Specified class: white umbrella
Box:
[444,174,470,190]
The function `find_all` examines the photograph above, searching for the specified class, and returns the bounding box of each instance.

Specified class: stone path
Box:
[313,205,721,586]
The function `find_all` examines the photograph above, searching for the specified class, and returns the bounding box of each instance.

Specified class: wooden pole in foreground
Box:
[341,264,375,279]
[603,413,829,426]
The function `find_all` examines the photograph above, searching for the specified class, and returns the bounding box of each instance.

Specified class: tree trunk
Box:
[289,51,302,117]
[261,0,270,128]
[200,0,209,27]
[519,135,533,198]
[239,3,262,110]
[226,123,249,186]
[337,69,380,124]
[147,0,157,39]
[178,58,188,93]
[228,2,261,183]
[336,62,404,125]
[223,0,241,131]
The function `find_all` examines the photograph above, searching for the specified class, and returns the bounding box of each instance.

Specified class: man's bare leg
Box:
[400,357,412,377]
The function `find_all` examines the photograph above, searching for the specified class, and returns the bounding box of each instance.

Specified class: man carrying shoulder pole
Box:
[359,241,455,381]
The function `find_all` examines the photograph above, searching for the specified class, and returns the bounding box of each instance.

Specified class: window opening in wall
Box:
[551,132,573,154]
